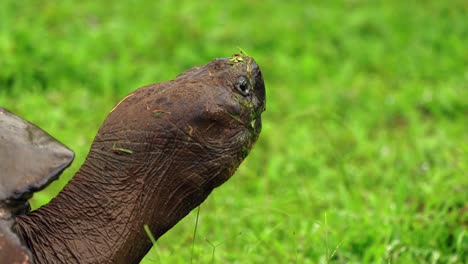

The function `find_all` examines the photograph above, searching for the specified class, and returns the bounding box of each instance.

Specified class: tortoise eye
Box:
[236,76,250,96]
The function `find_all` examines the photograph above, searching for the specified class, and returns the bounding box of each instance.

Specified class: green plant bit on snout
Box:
[237,47,249,56]
[152,109,170,117]
[228,112,245,125]
[112,143,133,154]
[229,56,243,63]
[229,48,249,63]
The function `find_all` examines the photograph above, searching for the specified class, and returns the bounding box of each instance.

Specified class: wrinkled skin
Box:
[14,55,265,264]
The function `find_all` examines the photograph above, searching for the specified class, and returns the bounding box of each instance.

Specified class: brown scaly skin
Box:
[14,54,265,264]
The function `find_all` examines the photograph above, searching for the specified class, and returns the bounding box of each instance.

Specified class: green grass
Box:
[1,0,467,263]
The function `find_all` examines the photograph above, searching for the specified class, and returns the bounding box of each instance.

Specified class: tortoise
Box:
[0,53,265,264]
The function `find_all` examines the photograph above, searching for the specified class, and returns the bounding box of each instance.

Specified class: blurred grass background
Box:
[1,0,467,263]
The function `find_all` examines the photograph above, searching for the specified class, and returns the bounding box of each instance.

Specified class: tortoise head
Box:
[98,54,266,189]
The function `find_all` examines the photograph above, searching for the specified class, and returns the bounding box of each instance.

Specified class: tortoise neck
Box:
[15,138,218,263]
[15,151,158,264]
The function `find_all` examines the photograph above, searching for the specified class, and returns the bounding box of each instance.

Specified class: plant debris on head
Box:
[229,49,256,91]
[229,48,250,64]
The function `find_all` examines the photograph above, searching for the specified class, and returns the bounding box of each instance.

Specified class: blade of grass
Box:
[191,205,201,264]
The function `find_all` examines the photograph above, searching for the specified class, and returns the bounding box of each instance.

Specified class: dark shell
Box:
[0,108,74,204]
